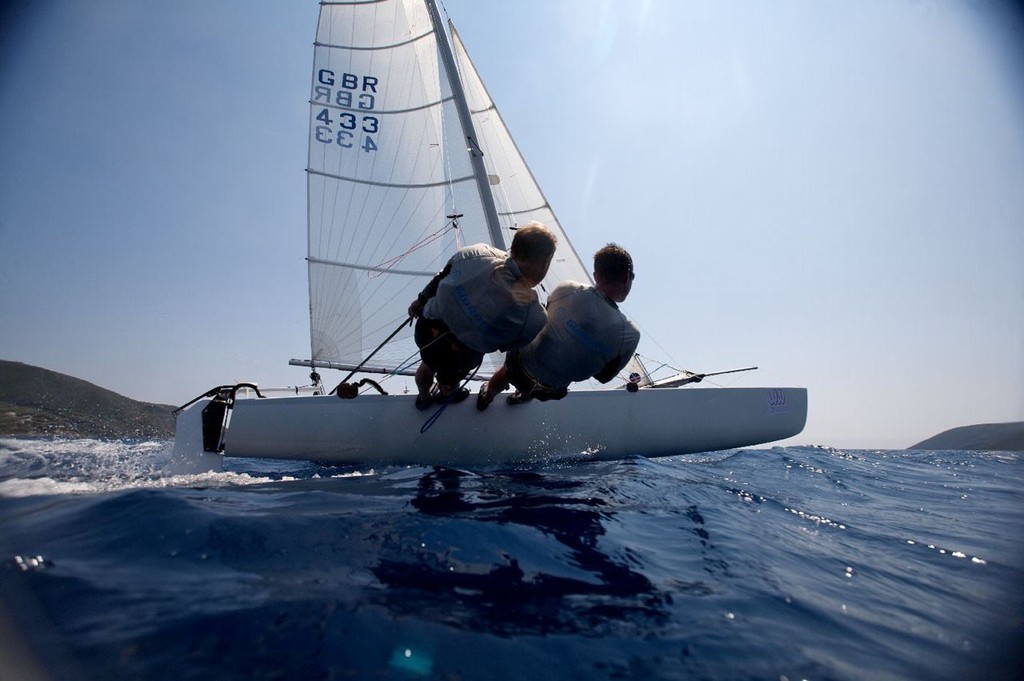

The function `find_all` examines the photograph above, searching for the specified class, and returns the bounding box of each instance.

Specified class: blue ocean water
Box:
[1,438,1021,680]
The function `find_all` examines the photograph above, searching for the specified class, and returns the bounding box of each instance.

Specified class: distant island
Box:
[0,359,175,439]
[908,422,1024,452]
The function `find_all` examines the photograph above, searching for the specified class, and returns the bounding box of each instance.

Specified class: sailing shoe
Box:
[415,393,434,410]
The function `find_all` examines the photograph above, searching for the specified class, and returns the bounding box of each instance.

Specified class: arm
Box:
[593,320,641,383]
[594,355,630,383]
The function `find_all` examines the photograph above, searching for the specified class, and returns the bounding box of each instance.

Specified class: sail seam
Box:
[497,204,550,218]
[307,167,475,189]
[308,256,434,278]
[309,96,452,116]
[314,28,432,52]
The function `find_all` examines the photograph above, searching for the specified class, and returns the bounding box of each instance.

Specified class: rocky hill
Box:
[0,360,175,439]
[908,421,1024,451]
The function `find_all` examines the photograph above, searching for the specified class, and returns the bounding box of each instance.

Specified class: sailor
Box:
[477,243,640,409]
[408,222,556,410]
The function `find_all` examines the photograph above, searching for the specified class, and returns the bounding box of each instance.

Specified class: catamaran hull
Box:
[173,387,807,468]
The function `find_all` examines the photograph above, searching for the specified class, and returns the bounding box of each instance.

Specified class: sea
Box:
[0,438,1021,681]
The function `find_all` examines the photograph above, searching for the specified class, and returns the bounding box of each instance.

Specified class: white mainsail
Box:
[307,0,480,375]
[304,0,646,384]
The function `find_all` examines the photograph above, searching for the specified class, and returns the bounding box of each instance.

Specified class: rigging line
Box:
[420,361,481,434]
[635,353,689,377]
[390,355,422,379]
[370,205,444,291]
[368,220,457,278]
[432,11,479,249]
[330,317,414,394]
[627,315,681,371]
[386,326,463,384]
[359,122,448,269]
[434,57,461,249]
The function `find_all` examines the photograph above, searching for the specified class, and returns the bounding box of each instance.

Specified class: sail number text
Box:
[312,69,379,153]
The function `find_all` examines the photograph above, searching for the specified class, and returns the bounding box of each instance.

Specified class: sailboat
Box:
[172,0,807,468]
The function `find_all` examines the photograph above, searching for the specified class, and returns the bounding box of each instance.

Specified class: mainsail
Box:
[303,0,646,384]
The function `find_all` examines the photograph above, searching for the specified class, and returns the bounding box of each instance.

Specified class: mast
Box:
[423,0,505,249]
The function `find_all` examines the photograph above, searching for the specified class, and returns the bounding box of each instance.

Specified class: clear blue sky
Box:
[1,1,1022,449]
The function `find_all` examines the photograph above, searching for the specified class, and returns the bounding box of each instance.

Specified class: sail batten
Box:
[498,205,551,218]
[308,96,453,116]
[308,167,475,189]
[308,256,434,278]
[314,28,432,52]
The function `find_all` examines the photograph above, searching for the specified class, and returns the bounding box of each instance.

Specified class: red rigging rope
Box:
[368,216,461,277]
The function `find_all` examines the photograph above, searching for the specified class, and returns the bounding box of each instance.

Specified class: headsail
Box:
[448,23,593,297]
[448,19,651,385]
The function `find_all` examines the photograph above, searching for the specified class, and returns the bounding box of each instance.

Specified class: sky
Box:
[1,0,1022,449]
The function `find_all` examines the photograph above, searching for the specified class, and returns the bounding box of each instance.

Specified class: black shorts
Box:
[505,349,569,402]
[415,317,483,386]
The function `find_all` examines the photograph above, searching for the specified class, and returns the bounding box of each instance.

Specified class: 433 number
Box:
[314,108,378,152]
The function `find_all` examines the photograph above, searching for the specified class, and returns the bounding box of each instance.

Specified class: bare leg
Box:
[415,362,435,400]
[482,365,510,402]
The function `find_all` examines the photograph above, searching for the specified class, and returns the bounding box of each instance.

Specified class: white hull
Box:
[173,387,807,468]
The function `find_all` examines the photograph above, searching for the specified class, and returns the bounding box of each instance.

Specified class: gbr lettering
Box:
[312,69,379,153]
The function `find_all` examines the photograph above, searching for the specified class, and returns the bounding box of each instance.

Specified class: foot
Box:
[506,391,533,406]
[434,386,470,404]
[415,393,433,410]
[476,384,494,412]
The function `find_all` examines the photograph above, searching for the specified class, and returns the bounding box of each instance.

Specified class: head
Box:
[509,221,557,286]
[593,243,634,303]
